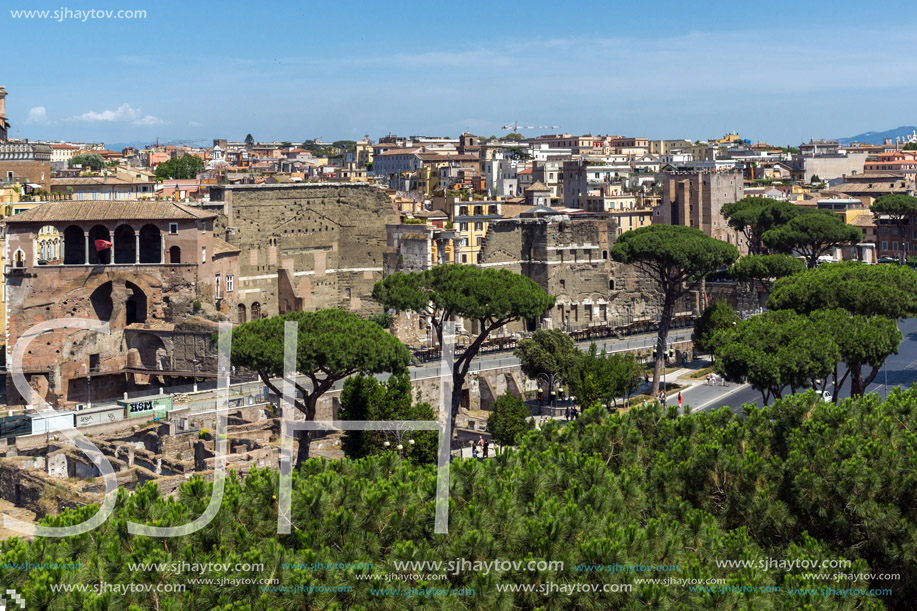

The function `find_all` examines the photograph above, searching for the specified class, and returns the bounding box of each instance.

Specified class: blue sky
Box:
[2,0,916,146]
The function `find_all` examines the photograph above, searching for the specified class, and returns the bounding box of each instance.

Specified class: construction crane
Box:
[501,121,560,134]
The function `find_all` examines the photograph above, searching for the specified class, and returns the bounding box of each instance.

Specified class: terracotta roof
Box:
[212,237,240,256]
[51,176,152,186]
[850,214,876,227]
[825,185,911,195]
[847,173,909,179]
[525,181,550,191]
[416,153,478,162]
[376,147,422,157]
[5,200,216,223]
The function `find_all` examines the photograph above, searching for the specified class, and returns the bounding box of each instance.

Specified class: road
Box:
[670,318,917,415]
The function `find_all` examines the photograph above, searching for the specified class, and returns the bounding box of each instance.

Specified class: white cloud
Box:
[188,121,202,127]
[24,106,49,124]
[132,115,165,127]
[70,103,164,127]
[74,103,143,122]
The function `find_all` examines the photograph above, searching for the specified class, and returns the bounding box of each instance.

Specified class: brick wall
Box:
[214,184,398,319]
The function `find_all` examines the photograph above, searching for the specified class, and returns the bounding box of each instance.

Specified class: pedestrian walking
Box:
[483,439,490,458]
[472,445,479,460]
[705,373,711,386]
[677,392,683,409]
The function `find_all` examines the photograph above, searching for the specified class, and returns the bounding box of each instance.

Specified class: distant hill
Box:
[836,126,917,145]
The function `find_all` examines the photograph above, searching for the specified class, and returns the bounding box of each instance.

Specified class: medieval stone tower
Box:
[0,86,8,142]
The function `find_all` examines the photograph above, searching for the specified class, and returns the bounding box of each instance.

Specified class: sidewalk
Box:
[635,358,713,396]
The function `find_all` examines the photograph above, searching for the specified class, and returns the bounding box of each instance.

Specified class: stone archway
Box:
[139,224,161,263]
[88,225,111,265]
[127,332,167,369]
[125,281,148,324]
[90,282,114,321]
[64,225,85,265]
[114,224,136,264]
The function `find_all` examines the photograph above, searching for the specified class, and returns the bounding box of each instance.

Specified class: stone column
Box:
[135,232,140,263]
[84,234,90,265]
[160,233,165,264]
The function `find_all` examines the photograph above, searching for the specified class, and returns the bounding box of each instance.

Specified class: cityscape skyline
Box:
[3,0,916,144]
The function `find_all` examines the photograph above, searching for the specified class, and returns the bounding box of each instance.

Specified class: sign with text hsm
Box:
[118,395,173,418]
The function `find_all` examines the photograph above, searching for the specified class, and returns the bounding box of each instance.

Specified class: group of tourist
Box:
[470,436,491,460]
[705,372,729,386]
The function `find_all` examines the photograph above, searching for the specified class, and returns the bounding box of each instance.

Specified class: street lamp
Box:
[83,363,93,409]
[191,358,200,392]
[536,372,562,410]
[884,358,889,399]
[382,428,414,457]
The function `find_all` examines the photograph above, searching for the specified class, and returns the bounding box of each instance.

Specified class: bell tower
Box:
[0,86,8,142]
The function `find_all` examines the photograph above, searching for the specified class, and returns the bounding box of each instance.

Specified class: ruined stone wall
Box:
[5,263,222,407]
[479,215,691,333]
[214,184,398,319]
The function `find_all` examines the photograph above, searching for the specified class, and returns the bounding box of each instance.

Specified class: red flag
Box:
[94,239,113,251]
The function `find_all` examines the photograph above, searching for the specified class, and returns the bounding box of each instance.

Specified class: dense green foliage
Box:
[808,309,902,397]
[514,329,579,384]
[721,198,802,255]
[338,373,437,463]
[373,265,555,419]
[765,262,914,395]
[368,312,392,329]
[730,253,806,284]
[768,261,917,318]
[228,309,410,420]
[715,309,840,402]
[762,211,863,269]
[485,392,534,447]
[8,390,917,608]
[692,300,741,355]
[68,153,105,172]
[611,225,739,395]
[567,344,642,409]
[869,194,917,261]
[155,154,205,180]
